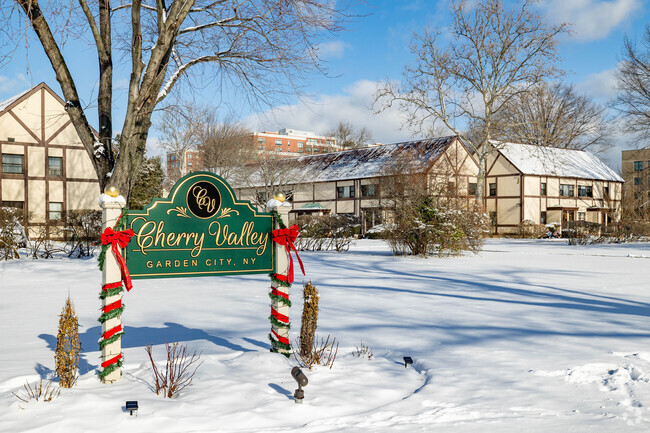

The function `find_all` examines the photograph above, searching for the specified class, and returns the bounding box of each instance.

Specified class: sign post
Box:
[268,203,291,356]
[99,195,126,383]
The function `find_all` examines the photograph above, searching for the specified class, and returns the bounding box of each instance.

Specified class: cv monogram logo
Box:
[187,181,221,218]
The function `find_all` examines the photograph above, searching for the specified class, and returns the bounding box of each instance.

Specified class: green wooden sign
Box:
[125,172,274,279]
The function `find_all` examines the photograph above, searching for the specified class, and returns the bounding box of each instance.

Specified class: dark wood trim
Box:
[9,111,40,143]
[45,119,72,145]
[41,88,45,143]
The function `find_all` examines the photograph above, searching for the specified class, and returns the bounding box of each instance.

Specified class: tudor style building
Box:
[0,83,99,236]
[485,142,623,234]
[235,136,479,230]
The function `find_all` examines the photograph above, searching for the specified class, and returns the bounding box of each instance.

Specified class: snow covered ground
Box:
[1,238,649,432]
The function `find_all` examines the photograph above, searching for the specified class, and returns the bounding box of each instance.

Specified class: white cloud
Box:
[313,40,350,59]
[575,67,619,100]
[0,74,31,96]
[542,0,642,41]
[244,80,416,144]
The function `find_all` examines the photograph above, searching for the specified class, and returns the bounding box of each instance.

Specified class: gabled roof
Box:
[495,142,623,182]
[0,82,67,116]
[288,136,460,183]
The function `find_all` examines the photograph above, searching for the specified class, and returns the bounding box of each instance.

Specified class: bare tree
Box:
[197,111,253,182]
[4,0,350,195]
[238,153,303,208]
[158,105,204,186]
[614,24,650,145]
[489,82,612,152]
[325,120,373,149]
[374,0,567,198]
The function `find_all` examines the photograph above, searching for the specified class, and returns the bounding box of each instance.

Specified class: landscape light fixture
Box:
[291,367,308,404]
[125,400,138,416]
[403,356,413,368]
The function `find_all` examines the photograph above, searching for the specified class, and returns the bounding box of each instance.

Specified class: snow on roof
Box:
[496,142,623,182]
[0,86,35,113]
[289,136,458,183]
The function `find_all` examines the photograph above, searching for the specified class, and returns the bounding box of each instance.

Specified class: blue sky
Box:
[0,0,648,168]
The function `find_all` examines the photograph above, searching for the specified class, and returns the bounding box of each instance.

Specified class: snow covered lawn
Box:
[1,239,649,432]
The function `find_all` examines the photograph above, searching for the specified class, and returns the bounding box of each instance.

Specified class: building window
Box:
[577,212,586,221]
[257,137,265,143]
[468,183,477,196]
[540,182,546,196]
[257,145,265,151]
[540,211,547,224]
[361,184,377,197]
[634,177,640,185]
[489,211,497,225]
[337,185,355,198]
[489,183,496,196]
[634,161,644,171]
[604,186,609,197]
[275,139,282,146]
[49,202,63,221]
[2,154,23,174]
[3,201,24,209]
[559,184,574,197]
[48,156,63,176]
[577,185,593,197]
[298,142,304,148]
[7,137,15,143]
[307,138,317,145]
[170,155,175,161]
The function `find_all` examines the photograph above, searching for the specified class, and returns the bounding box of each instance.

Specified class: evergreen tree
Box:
[128,156,165,210]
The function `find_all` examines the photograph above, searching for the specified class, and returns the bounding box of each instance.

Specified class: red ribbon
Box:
[101,227,135,291]
[271,307,289,324]
[271,329,290,346]
[103,300,122,314]
[103,324,122,340]
[272,225,305,284]
[101,353,122,368]
[271,288,289,301]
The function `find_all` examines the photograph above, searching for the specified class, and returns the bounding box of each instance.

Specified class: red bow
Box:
[272,224,305,284]
[101,227,135,291]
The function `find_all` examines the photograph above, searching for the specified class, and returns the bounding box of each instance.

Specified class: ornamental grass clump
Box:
[55,294,80,388]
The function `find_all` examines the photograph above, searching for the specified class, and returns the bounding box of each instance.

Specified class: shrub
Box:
[145,343,203,398]
[0,207,26,260]
[65,210,102,257]
[294,214,357,252]
[294,281,338,369]
[299,281,319,359]
[351,341,373,360]
[518,219,544,238]
[386,198,488,257]
[55,294,80,388]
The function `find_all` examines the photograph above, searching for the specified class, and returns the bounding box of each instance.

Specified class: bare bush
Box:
[351,341,373,360]
[518,220,545,238]
[65,210,102,258]
[145,343,203,398]
[293,335,339,370]
[0,207,26,260]
[13,380,60,405]
[294,215,358,252]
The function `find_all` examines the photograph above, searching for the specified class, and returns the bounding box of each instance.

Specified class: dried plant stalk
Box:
[145,343,203,398]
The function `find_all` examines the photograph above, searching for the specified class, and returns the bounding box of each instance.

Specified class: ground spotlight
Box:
[291,367,308,404]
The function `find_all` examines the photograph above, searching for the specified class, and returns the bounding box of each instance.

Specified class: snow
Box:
[496,141,623,182]
[98,193,126,206]
[1,239,649,432]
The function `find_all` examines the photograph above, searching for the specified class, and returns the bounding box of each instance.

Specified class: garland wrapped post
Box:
[98,190,133,383]
[267,203,304,357]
